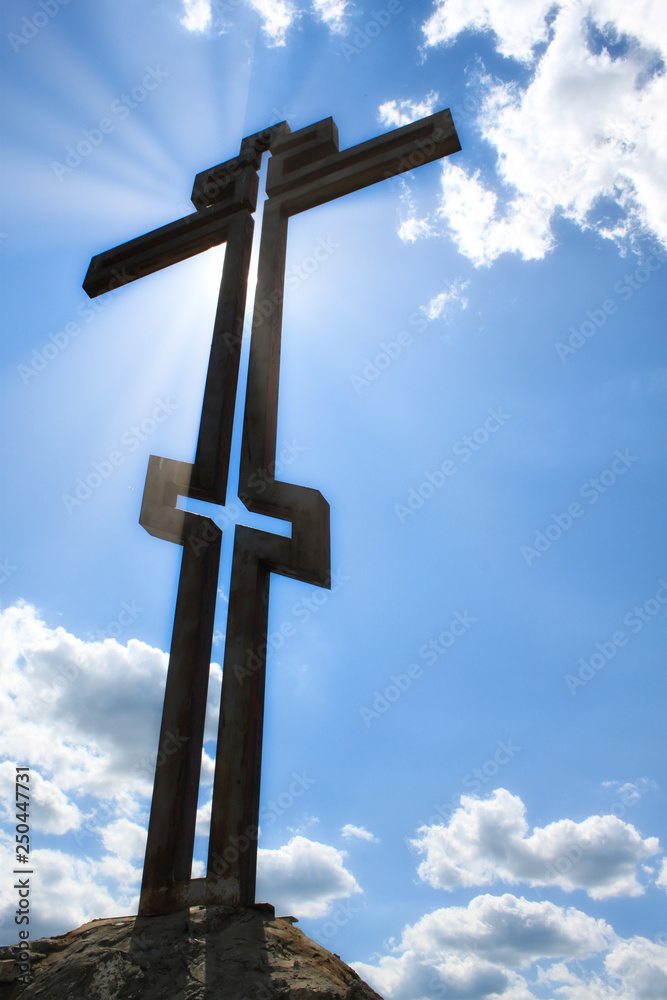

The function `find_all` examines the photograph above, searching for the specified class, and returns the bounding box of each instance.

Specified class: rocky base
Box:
[0,904,384,999]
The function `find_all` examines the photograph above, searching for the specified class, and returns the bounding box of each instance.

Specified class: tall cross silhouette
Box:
[84,111,460,916]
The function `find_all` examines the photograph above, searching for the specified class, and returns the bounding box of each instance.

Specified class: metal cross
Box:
[83,111,460,916]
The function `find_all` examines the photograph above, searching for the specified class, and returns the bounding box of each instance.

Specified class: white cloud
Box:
[311,0,353,34]
[378,91,440,128]
[398,215,437,243]
[0,605,366,942]
[355,949,512,1000]
[395,175,439,244]
[657,857,667,890]
[401,894,613,968]
[354,892,613,1000]
[606,936,667,998]
[0,601,169,811]
[354,892,667,1000]
[180,0,213,32]
[422,0,553,63]
[0,760,81,835]
[419,0,667,263]
[0,834,131,941]
[438,163,555,265]
[412,788,660,898]
[247,0,299,45]
[341,823,379,842]
[421,278,470,321]
[179,0,358,41]
[256,835,361,918]
[100,818,147,862]
[601,777,657,804]
[536,961,625,1000]
[0,603,213,940]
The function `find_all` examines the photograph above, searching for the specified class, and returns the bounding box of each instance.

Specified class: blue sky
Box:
[1,0,666,996]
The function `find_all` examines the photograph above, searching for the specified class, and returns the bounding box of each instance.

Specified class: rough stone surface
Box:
[0,905,384,1000]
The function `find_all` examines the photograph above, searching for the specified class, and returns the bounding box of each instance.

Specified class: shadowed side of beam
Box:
[83,176,257,298]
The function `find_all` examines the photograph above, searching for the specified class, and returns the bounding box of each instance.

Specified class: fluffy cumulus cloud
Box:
[422,0,554,62]
[400,894,613,968]
[0,833,136,940]
[0,604,360,940]
[0,603,169,935]
[605,936,667,998]
[0,602,169,813]
[180,0,212,31]
[354,892,614,1000]
[355,892,667,1000]
[412,788,661,898]
[413,0,667,264]
[100,818,147,862]
[0,761,81,836]
[256,836,361,917]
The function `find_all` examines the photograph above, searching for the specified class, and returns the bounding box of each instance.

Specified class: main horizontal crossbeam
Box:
[267,109,460,214]
[82,173,258,298]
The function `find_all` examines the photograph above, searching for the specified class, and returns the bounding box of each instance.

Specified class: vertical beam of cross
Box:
[83,110,460,917]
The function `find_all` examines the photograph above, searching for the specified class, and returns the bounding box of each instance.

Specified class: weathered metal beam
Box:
[191,122,291,210]
[84,111,461,918]
[207,194,330,904]
[193,210,255,502]
[267,109,460,214]
[138,458,222,912]
[83,174,257,298]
